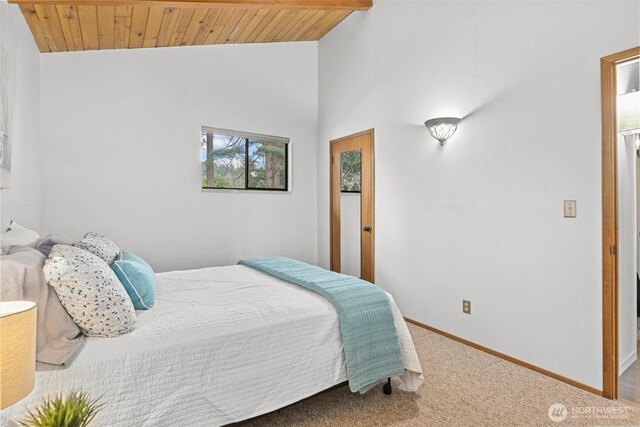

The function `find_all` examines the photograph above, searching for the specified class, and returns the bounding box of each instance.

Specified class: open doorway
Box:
[601,46,640,400]
[616,58,640,403]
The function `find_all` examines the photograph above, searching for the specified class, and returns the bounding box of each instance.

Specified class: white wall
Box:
[40,42,318,272]
[0,3,41,232]
[318,0,640,389]
[618,133,637,374]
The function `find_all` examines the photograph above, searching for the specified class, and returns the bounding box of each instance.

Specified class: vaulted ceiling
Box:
[9,0,372,53]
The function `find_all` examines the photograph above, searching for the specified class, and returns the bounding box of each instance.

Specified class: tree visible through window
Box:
[340,151,361,192]
[201,128,288,191]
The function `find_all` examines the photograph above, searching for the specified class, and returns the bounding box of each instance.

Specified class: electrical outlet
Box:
[564,200,577,218]
[463,300,471,315]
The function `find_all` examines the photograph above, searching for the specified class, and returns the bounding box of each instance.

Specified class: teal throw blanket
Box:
[238,257,404,393]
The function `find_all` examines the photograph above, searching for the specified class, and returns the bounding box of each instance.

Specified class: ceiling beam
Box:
[7,0,372,11]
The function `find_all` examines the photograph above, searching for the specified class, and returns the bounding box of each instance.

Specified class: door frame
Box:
[601,46,640,400]
[330,129,375,282]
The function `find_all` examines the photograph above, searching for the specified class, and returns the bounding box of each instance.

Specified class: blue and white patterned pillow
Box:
[44,244,136,337]
[76,232,120,265]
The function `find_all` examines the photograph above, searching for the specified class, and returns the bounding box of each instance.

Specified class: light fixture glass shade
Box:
[1,301,37,409]
[425,117,461,144]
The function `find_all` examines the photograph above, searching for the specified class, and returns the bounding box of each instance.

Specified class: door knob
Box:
[363,226,372,232]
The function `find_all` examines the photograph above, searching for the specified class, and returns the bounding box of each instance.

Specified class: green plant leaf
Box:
[18,390,103,427]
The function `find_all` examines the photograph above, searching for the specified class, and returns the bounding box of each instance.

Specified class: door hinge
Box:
[331,156,334,164]
[610,245,617,255]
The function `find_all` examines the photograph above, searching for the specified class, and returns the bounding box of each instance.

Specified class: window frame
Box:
[201,127,290,192]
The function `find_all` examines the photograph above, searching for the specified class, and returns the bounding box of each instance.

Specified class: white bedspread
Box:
[1,265,423,426]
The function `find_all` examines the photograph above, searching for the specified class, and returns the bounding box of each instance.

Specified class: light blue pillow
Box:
[111,252,156,310]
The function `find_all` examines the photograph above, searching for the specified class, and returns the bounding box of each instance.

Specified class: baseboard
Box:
[404,317,603,397]
[619,351,637,375]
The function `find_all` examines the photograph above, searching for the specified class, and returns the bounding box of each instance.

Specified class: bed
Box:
[1,263,423,426]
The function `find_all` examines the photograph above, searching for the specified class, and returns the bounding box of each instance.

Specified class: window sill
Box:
[201,188,292,195]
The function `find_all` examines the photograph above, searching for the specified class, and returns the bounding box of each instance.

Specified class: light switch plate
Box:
[564,200,576,218]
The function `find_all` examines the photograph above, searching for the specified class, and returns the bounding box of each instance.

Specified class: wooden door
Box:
[330,129,374,282]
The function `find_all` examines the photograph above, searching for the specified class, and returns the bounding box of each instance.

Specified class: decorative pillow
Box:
[76,232,120,265]
[36,234,73,257]
[112,252,156,310]
[44,245,136,337]
[1,221,40,254]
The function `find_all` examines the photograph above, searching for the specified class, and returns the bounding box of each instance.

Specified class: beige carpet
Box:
[242,324,640,426]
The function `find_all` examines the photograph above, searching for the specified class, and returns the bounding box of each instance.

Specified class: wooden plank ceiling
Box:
[9,0,371,53]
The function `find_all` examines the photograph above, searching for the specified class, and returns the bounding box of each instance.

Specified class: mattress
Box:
[1,265,423,427]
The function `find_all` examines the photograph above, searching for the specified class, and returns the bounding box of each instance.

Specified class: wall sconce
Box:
[424,117,461,145]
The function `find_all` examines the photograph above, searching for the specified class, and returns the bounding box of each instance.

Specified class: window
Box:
[340,151,361,193]
[201,127,289,191]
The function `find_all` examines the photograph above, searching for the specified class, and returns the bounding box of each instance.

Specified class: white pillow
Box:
[1,220,40,254]
[44,245,136,338]
[76,232,120,265]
